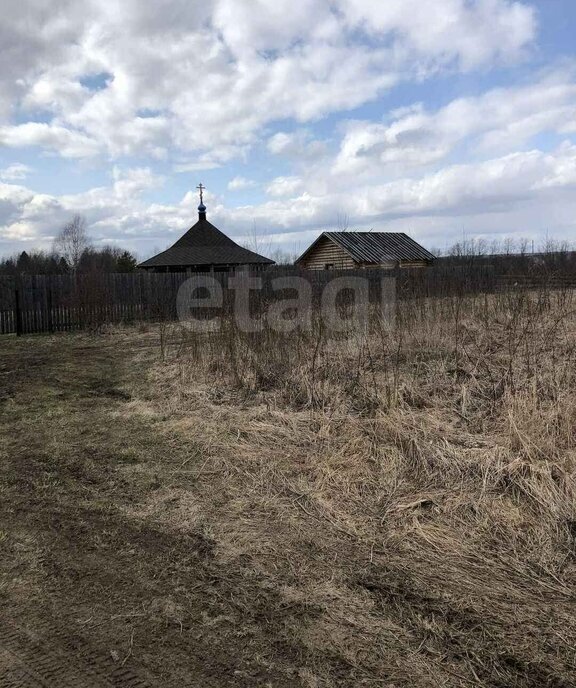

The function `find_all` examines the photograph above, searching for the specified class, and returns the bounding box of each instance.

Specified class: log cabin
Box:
[295,232,435,270]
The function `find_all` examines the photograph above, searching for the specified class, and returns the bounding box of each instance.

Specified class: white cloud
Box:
[110,166,165,198]
[351,145,576,219]
[0,122,101,158]
[173,161,222,173]
[267,129,328,161]
[0,0,537,161]
[209,144,576,237]
[265,176,303,197]
[227,176,257,191]
[532,142,576,189]
[334,68,576,176]
[338,0,536,70]
[2,144,576,255]
[173,144,250,173]
[0,166,167,250]
[0,163,33,181]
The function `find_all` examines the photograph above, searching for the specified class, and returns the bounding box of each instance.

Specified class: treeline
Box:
[0,247,138,276]
[0,214,138,276]
[435,237,576,277]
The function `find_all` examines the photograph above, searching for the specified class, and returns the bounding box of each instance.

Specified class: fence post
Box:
[47,279,54,333]
[14,285,23,336]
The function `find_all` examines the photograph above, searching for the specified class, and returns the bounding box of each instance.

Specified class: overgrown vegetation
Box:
[1,284,575,686]
[152,284,576,685]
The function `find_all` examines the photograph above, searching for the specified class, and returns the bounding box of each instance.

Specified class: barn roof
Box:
[296,231,435,265]
[138,208,275,268]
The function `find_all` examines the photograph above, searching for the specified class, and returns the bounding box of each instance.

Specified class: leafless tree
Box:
[268,247,298,264]
[53,214,91,271]
[336,212,350,232]
[243,220,273,257]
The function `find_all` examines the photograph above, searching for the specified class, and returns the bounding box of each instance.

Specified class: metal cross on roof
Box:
[196,183,205,204]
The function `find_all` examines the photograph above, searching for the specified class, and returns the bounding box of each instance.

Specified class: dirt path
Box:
[0,618,147,687]
[0,333,159,685]
[0,332,305,687]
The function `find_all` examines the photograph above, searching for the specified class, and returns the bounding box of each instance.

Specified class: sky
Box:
[0,0,575,261]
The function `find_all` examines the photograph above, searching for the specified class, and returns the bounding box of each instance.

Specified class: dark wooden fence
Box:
[1,265,575,336]
[0,273,192,335]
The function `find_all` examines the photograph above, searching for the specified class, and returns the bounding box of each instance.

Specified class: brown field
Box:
[1,288,576,687]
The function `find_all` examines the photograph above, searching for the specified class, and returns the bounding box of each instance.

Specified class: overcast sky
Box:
[0,0,575,259]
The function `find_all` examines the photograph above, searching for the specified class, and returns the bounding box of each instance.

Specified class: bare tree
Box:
[242,220,273,257]
[268,247,298,265]
[54,214,91,271]
[336,212,350,232]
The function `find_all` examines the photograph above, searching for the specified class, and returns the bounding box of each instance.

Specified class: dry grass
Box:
[1,286,575,686]
[140,286,576,686]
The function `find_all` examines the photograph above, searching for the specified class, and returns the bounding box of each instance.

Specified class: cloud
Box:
[227,176,257,191]
[338,0,536,70]
[0,182,66,243]
[110,166,165,198]
[0,0,537,161]
[265,176,303,197]
[0,163,33,181]
[351,145,576,219]
[0,166,166,250]
[211,144,576,236]
[334,68,576,175]
[267,129,328,161]
[2,144,576,255]
[173,161,221,173]
[0,122,101,158]
[173,144,251,174]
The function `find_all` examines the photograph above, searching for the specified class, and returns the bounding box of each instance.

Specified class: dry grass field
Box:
[1,287,576,686]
